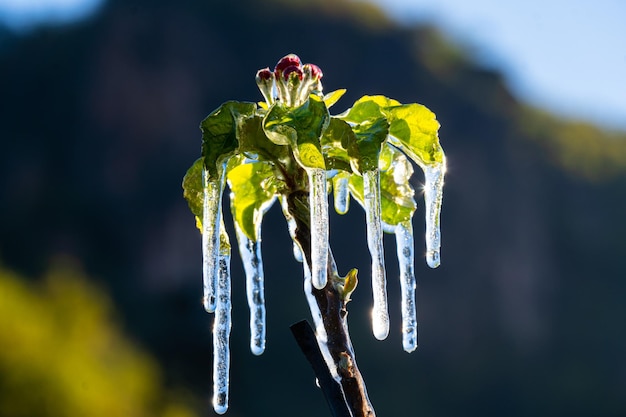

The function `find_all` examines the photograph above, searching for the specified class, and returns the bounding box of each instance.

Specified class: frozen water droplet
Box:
[202,169,225,313]
[423,163,445,269]
[309,168,329,289]
[213,225,232,415]
[394,221,418,352]
[363,169,389,340]
[426,250,440,269]
[333,172,350,215]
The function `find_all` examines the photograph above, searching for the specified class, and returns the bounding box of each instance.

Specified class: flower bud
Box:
[256,67,273,82]
[283,65,303,81]
[274,54,302,75]
[303,63,323,81]
[255,67,275,105]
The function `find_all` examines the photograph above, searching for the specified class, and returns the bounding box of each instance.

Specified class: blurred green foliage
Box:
[0,260,196,417]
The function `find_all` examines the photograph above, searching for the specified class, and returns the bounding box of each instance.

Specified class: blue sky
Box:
[366,0,626,131]
[1,0,624,131]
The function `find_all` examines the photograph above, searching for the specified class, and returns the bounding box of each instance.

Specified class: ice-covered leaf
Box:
[321,117,353,172]
[227,162,278,241]
[344,117,389,173]
[348,146,416,226]
[237,115,288,163]
[340,95,400,124]
[182,157,204,220]
[263,95,329,170]
[387,104,443,166]
[323,89,346,108]
[201,101,257,179]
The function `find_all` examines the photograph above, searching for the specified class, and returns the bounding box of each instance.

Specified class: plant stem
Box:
[290,320,352,417]
[287,190,376,417]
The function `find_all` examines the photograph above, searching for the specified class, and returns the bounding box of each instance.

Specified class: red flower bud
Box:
[256,67,273,81]
[275,54,302,74]
[283,65,303,81]
[303,63,323,80]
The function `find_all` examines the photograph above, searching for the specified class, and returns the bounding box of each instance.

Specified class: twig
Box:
[291,320,353,417]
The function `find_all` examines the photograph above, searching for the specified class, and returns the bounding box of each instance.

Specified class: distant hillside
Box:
[1,0,625,416]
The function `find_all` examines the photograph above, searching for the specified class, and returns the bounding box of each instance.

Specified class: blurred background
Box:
[1,0,625,416]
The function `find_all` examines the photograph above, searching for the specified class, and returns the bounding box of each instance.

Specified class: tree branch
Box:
[287,190,376,417]
[290,320,352,417]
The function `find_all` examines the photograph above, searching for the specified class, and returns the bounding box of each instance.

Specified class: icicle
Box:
[333,172,350,215]
[395,221,418,352]
[308,168,329,290]
[363,169,389,340]
[235,225,266,356]
[233,191,274,357]
[280,196,304,262]
[213,224,232,415]
[423,163,445,268]
[202,169,225,313]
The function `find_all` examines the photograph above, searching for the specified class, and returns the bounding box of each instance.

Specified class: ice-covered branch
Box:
[286,190,376,417]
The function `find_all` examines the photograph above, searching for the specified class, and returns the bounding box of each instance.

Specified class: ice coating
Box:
[333,172,350,215]
[363,169,389,340]
[235,225,267,356]
[302,262,340,382]
[202,169,224,313]
[395,221,418,352]
[423,163,445,268]
[232,195,275,356]
[280,196,304,262]
[309,168,329,290]
[213,225,232,415]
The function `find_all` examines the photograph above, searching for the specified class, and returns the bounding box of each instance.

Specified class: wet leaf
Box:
[388,104,443,166]
[200,101,257,179]
[182,158,204,219]
[263,95,329,170]
[348,145,416,225]
[323,89,347,108]
[227,162,278,241]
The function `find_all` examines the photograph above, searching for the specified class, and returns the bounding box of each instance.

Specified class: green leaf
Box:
[341,95,444,168]
[338,96,393,174]
[321,117,353,172]
[348,145,416,225]
[263,95,329,170]
[387,104,443,166]
[323,89,347,108]
[379,148,416,224]
[200,101,257,179]
[182,158,204,219]
[238,115,288,163]
[345,117,389,173]
[340,95,400,124]
[226,162,278,241]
